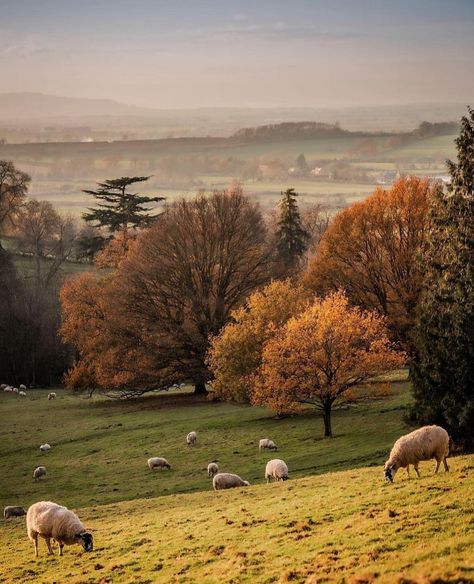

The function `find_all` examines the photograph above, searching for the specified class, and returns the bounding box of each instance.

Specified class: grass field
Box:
[1,379,473,583]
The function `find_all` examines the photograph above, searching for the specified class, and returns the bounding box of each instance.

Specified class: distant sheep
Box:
[19,390,27,396]
[33,466,47,481]
[39,444,51,452]
[207,462,219,478]
[147,457,171,471]
[12,387,19,394]
[265,459,289,482]
[213,473,250,490]
[19,384,27,390]
[0,384,7,390]
[259,438,278,451]
[48,392,57,400]
[4,506,27,519]
[3,386,12,392]
[26,501,93,557]
[186,431,197,446]
[384,425,450,482]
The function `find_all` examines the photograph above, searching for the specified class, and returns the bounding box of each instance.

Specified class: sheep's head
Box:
[384,462,397,482]
[77,532,93,552]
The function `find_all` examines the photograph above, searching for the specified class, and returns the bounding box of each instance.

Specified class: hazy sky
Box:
[0,0,473,109]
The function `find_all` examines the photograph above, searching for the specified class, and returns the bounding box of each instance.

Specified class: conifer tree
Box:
[275,188,309,275]
[410,108,474,448]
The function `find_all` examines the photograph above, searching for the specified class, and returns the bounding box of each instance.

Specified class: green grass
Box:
[2,380,473,583]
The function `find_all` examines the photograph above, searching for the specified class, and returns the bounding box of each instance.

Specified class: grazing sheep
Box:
[26,501,93,557]
[147,457,171,471]
[19,384,27,391]
[0,383,6,390]
[12,387,19,394]
[33,466,47,481]
[3,386,12,392]
[207,462,219,478]
[259,438,278,451]
[213,473,250,490]
[265,459,289,482]
[186,431,197,446]
[39,444,51,452]
[48,392,57,400]
[4,506,27,519]
[384,425,450,482]
[19,390,27,396]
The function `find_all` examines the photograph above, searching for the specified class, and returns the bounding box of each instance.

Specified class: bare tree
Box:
[0,160,30,240]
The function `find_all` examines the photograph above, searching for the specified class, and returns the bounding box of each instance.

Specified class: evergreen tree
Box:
[82,176,165,235]
[410,107,474,448]
[296,153,309,173]
[275,188,310,275]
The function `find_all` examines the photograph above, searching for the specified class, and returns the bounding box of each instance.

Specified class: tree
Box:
[82,176,165,236]
[410,108,474,448]
[274,188,309,275]
[0,160,30,240]
[295,153,309,174]
[303,177,437,348]
[61,187,273,397]
[208,280,310,403]
[75,224,106,263]
[253,292,405,437]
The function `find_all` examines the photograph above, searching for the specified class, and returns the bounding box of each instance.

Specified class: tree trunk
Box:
[194,380,207,395]
[322,405,333,438]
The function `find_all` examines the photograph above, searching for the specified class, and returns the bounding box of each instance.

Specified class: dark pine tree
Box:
[82,176,165,235]
[410,107,474,449]
[275,188,310,276]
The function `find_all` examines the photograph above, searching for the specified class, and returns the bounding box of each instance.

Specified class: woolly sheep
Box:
[207,462,219,478]
[39,444,51,452]
[384,425,450,482]
[265,459,289,482]
[147,457,171,471]
[12,387,19,394]
[3,386,12,392]
[19,384,27,390]
[48,392,57,400]
[4,506,27,519]
[33,466,47,481]
[26,501,93,557]
[186,431,197,446]
[259,438,278,451]
[0,383,6,390]
[19,390,27,396]
[212,473,250,490]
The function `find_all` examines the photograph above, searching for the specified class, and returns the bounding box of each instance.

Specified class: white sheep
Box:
[147,457,171,471]
[48,392,57,400]
[12,387,19,394]
[26,501,93,557]
[259,438,278,451]
[4,506,27,519]
[265,459,289,482]
[0,383,7,390]
[186,431,197,446]
[212,473,250,490]
[384,425,450,482]
[207,462,219,478]
[33,466,47,481]
[3,386,12,392]
[19,390,27,396]
[19,384,27,390]
[39,444,51,452]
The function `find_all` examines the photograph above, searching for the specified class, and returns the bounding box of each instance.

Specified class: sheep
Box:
[186,431,197,446]
[207,462,219,478]
[33,466,47,481]
[0,383,6,390]
[12,387,19,394]
[147,457,171,471]
[19,384,27,390]
[3,386,12,392]
[384,425,450,482]
[48,392,57,400]
[265,459,289,482]
[26,501,93,557]
[39,444,51,452]
[259,438,278,451]
[212,473,250,490]
[4,506,27,519]
[19,390,27,396]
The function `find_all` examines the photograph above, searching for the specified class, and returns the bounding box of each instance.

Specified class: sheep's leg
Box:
[46,538,54,555]
[406,466,410,478]
[434,459,441,473]
[58,542,64,556]
[443,457,449,472]
[414,464,420,478]
[33,533,39,558]
[266,476,270,484]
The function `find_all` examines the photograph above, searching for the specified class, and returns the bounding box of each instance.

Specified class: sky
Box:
[0,0,473,109]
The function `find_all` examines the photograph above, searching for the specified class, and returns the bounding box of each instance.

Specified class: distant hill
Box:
[0,92,152,119]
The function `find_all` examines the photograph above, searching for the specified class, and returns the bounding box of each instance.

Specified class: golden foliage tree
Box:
[253,292,405,437]
[208,280,310,403]
[303,177,438,347]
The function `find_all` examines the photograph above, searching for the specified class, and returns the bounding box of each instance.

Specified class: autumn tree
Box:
[208,280,310,403]
[274,188,309,275]
[410,108,474,448]
[0,160,30,241]
[303,177,438,348]
[253,292,405,437]
[82,176,165,235]
[61,187,273,396]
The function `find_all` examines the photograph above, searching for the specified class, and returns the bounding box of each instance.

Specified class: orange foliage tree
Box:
[207,280,310,403]
[302,177,439,348]
[253,292,405,437]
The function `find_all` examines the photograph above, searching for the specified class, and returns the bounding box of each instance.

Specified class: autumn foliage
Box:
[303,177,438,347]
[253,292,405,436]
